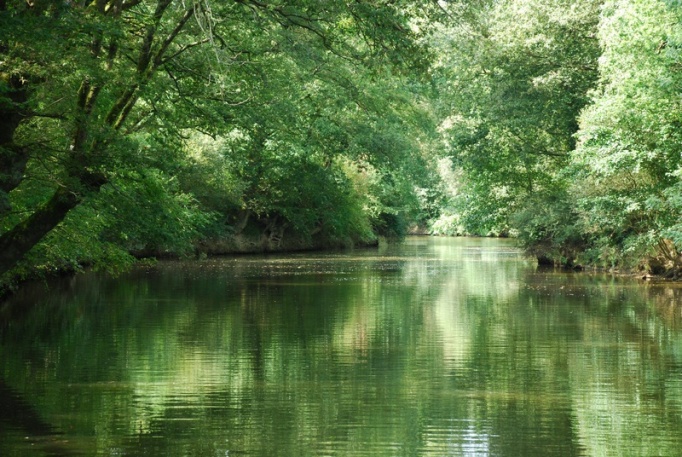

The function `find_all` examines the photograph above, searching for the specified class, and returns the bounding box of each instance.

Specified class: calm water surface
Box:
[1,237,682,456]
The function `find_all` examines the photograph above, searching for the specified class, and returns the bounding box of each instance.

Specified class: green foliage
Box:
[8,168,212,282]
[0,0,443,282]
[431,0,602,236]
[511,187,586,266]
[565,0,682,273]
[5,0,682,283]
[425,0,682,276]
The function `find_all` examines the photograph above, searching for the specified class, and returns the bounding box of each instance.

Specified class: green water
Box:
[1,237,681,456]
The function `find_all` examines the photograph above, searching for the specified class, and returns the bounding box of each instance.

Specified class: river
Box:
[1,237,681,456]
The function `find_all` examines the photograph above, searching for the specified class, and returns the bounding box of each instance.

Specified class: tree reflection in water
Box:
[1,237,681,456]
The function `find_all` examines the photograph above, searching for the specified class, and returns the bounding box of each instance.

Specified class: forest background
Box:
[1,0,682,292]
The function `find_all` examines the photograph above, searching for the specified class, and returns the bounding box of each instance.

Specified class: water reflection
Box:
[1,237,681,456]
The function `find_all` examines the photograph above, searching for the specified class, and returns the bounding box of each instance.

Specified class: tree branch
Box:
[121,0,143,11]
[152,5,195,70]
[160,38,210,66]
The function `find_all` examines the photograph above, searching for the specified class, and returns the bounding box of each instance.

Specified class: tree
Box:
[0,0,212,277]
[567,0,682,274]
[0,0,442,279]
[431,0,601,236]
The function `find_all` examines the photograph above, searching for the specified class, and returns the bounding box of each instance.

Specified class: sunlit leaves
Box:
[432,0,601,236]
[568,0,682,272]
[1,0,443,279]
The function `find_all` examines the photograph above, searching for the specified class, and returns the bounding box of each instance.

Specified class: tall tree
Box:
[567,0,682,273]
[432,0,601,234]
[0,0,441,278]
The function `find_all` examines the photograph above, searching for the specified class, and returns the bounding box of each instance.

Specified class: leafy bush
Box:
[512,189,586,267]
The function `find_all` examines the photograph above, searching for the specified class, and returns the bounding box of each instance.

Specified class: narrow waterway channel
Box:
[1,237,681,456]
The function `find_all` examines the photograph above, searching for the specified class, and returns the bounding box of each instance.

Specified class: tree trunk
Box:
[0,75,30,215]
[0,187,80,277]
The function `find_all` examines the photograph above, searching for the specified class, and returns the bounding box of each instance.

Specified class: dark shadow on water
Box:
[0,378,82,456]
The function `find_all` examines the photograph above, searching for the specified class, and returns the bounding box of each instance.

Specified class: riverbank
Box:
[0,233,382,301]
[3,232,680,304]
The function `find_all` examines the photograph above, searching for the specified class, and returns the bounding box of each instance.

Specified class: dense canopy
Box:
[2,0,682,289]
